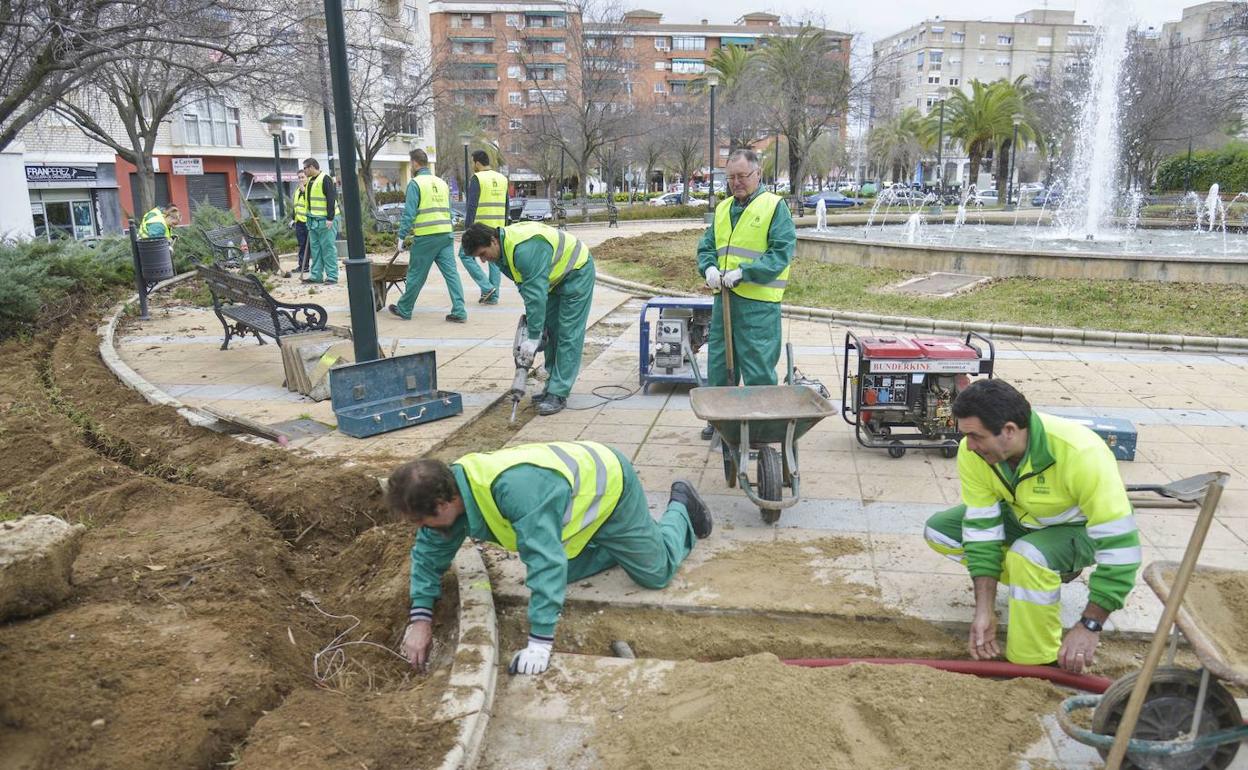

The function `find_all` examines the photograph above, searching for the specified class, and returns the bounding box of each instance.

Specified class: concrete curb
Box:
[435,544,499,770]
[592,271,1248,354]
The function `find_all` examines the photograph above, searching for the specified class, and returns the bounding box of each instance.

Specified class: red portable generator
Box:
[841,331,995,458]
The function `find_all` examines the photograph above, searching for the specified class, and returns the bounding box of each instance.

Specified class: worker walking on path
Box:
[389,148,467,323]
[460,221,595,416]
[300,158,338,285]
[291,170,310,274]
[459,149,509,304]
[695,148,796,440]
[390,442,713,675]
[924,379,1140,673]
[139,205,180,240]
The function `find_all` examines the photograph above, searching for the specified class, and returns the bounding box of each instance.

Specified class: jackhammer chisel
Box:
[507,315,547,423]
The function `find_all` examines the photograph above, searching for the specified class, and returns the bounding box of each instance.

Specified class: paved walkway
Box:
[115,220,1248,636]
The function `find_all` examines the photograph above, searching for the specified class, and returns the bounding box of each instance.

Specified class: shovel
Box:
[1126,472,1220,509]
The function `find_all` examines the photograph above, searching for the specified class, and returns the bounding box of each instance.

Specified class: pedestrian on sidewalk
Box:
[388,148,467,323]
[301,158,338,285]
[291,170,310,274]
[460,221,595,416]
[459,149,508,305]
[390,442,713,675]
[695,149,795,440]
[923,379,1140,672]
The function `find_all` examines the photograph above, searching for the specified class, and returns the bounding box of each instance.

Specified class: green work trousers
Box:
[924,504,1098,665]
[566,451,695,587]
[395,233,466,319]
[460,247,501,299]
[306,216,338,282]
[541,261,595,398]
[707,291,782,386]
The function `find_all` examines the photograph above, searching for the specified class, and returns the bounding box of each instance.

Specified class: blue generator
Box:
[638,297,713,393]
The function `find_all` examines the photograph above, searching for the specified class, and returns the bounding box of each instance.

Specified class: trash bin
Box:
[136,238,174,283]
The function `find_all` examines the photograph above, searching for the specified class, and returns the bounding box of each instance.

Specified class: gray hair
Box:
[726,149,760,169]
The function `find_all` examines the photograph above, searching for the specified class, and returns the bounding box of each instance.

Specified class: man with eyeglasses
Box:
[694,149,796,439]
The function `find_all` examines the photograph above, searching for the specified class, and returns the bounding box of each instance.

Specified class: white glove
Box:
[722,269,744,289]
[704,265,722,290]
[508,636,553,675]
[517,337,540,368]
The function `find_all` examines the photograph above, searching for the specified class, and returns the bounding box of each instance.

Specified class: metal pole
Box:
[1006,123,1019,211]
[462,143,470,203]
[558,147,565,201]
[708,82,717,209]
[317,39,336,178]
[323,0,378,363]
[936,100,945,193]
[1184,137,1193,193]
[272,134,286,220]
[127,218,150,320]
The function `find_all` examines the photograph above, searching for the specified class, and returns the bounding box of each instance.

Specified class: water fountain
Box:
[815,198,827,231]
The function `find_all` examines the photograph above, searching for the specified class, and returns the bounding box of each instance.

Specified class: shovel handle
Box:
[722,288,735,386]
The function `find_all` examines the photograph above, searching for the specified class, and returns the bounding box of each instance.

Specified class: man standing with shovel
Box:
[694,148,796,439]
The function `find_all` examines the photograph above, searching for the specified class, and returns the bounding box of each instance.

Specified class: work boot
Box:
[700,423,715,440]
[388,304,409,320]
[445,314,467,324]
[670,480,712,539]
[536,394,566,416]
[1060,569,1084,584]
[530,391,549,405]
[479,287,498,304]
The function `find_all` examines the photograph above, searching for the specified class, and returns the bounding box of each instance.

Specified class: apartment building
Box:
[428,1,849,188]
[13,0,436,241]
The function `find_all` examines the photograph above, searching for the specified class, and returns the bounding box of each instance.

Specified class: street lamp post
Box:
[1185,137,1194,193]
[1006,113,1022,212]
[558,147,565,201]
[261,114,287,220]
[316,40,336,178]
[460,133,471,203]
[931,86,948,215]
[707,71,719,213]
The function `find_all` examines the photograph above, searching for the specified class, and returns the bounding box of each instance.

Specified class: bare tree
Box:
[625,106,669,200]
[662,99,705,204]
[52,2,304,215]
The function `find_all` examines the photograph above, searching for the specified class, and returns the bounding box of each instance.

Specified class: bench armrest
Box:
[272,298,328,329]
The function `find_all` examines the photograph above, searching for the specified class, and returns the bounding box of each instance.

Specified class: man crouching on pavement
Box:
[389,441,713,675]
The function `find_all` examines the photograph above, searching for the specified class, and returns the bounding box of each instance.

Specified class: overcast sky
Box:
[636,0,1206,44]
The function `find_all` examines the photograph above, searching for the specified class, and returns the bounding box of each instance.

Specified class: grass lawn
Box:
[591,229,1248,338]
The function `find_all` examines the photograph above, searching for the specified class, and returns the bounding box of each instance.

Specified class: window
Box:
[274,112,304,128]
[622,36,633,48]
[471,14,485,28]
[653,82,666,93]
[931,29,943,40]
[508,139,522,153]
[927,75,940,84]
[553,41,565,53]
[508,91,523,104]
[655,37,670,51]
[947,77,960,86]
[720,147,729,157]
[450,15,461,28]
[403,3,419,30]
[977,54,985,64]
[1037,35,1052,47]
[1036,57,1051,69]
[1068,33,1093,47]
[670,81,688,95]
[979,34,985,44]
[506,13,521,27]
[916,51,924,69]
[672,59,704,74]
[508,118,522,130]
[672,36,705,50]
[998,34,1012,45]
[654,61,668,70]
[995,56,1011,67]
[949,55,961,65]
[951,31,965,43]
[507,40,520,53]
[182,96,241,147]
[930,50,942,70]
[507,65,521,79]
[384,105,424,136]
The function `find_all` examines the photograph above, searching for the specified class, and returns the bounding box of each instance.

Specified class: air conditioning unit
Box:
[280,128,299,148]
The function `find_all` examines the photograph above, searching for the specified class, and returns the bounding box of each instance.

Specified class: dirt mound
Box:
[586,654,1064,770]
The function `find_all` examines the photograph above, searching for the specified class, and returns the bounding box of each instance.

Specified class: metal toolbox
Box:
[329,351,462,439]
[1061,414,1138,462]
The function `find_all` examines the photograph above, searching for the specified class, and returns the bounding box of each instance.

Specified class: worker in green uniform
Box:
[291,170,310,274]
[388,441,713,675]
[924,379,1140,672]
[460,221,595,416]
[301,158,338,285]
[388,148,467,323]
[138,205,180,239]
[695,148,795,439]
[459,149,509,304]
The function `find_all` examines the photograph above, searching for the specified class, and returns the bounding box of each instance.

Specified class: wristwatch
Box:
[1078,616,1104,633]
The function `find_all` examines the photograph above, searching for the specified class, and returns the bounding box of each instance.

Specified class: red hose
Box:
[782,657,1112,693]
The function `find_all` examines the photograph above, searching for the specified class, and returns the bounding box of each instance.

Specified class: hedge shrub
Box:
[1156,142,1248,193]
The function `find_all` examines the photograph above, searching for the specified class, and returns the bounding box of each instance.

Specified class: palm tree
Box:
[943,78,1042,198]
[702,45,764,152]
[868,108,925,182]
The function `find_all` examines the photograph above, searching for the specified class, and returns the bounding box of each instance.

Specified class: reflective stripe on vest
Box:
[140,208,167,238]
[293,183,308,222]
[713,191,788,302]
[501,222,588,291]
[412,174,453,235]
[473,169,508,225]
[455,441,624,558]
[307,172,330,218]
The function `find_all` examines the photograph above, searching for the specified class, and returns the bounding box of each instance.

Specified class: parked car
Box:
[450,201,466,227]
[1032,187,1064,207]
[648,192,708,207]
[519,198,555,221]
[801,190,861,209]
[882,187,928,205]
[1019,182,1044,194]
[972,189,1000,205]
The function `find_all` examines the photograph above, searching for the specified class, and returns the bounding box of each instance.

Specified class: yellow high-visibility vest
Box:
[713,191,788,302]
[501,222,588,290]
[292,182,308,223]
[412,174,453,236]
[473,169,508,225]
[307,172,330,218]
[139,207,168,239]
[456,441,624,558]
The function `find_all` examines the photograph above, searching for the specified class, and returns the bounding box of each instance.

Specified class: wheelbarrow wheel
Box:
[721,443,737,488]
[1091,666,1242,770]
[757,446,782,524]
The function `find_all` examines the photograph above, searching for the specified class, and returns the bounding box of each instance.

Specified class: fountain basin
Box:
[797,223,1248,285]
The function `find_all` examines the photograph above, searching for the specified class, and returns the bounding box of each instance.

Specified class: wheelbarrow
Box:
[1056,472,1248,770]
[371,245,407,312]
[689,343,836,524]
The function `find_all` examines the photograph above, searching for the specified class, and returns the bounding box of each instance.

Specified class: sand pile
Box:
[1172,567,1248,668]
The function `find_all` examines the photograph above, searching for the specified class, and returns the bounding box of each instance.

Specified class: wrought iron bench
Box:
[197,263,326,350]
[200,223,282,272]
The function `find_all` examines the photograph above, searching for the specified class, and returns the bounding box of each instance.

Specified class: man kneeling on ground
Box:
[390,441,713,675]
[924,379,1139,673]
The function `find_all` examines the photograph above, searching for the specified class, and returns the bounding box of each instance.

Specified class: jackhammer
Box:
[508,315,547,423]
